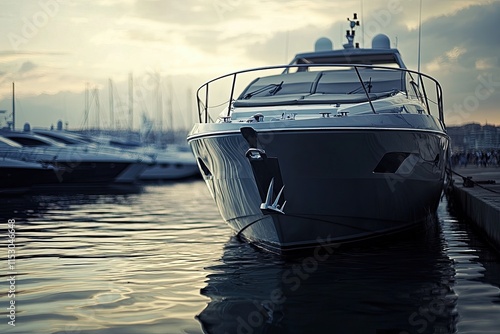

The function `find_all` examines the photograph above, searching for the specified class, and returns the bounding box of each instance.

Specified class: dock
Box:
[447,166,500,252]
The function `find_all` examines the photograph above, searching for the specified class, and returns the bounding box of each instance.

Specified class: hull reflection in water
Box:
[197,216,458,334]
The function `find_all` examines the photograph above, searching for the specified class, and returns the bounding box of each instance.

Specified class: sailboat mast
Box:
[93,87,100,130]
[12,82,15,131]
[109,79,114,130]
[129,73,133,132]
[83,83,89,130]
[186,87,193,132]
[156,73,163,145]
[167,81,173,142]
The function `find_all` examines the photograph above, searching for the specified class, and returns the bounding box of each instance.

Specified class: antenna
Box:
[417,0,422,75]
[12,82,15,131]
[344,13,360,49]
[360,0,364,48]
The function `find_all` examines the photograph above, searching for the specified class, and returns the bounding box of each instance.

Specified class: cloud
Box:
[18,61,37,73]
[133,0,214,24]
[414,2,500,68]
[0,0,499,127]
[413,2,500,120]
[0,50,66,60]
[475,57,498,70]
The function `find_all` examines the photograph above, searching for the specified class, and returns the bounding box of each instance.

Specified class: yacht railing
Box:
[0,148,58,164]
[196,64,445,127]
[0,139,149,164]
[0,144,147,165]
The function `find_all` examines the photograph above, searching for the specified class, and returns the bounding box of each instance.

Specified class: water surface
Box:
[1,181,499,333]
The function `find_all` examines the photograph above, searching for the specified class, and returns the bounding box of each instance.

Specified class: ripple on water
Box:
[1,181,224,334]
[1,184,499,333]
[440,200,500,334]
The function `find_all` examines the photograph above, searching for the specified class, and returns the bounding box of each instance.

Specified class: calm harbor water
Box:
[1,180,499,334]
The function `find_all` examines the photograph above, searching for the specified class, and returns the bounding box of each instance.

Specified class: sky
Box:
[1,0,499,131]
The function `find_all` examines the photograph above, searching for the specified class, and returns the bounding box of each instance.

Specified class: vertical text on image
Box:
[7,219,17,327]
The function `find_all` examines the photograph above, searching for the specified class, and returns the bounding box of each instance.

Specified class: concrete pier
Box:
[448,167,500,252]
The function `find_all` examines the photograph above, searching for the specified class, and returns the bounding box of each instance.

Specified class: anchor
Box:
[260,178,286,215]
[242,126,287,215]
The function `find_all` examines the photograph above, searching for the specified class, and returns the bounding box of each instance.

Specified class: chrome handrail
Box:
[196,63,444,126]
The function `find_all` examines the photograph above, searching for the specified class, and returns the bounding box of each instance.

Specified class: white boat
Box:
[187,20,449,254]
[0,129,149,185]
[97,136,199,181]
[137,144,200,180]
[31,129,158,183]
[37,129,199,181]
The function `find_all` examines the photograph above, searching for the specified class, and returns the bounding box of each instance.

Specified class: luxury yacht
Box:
[104,136,200,181]
[0,137,59,194]
[187,18,449,254]
[1,128,148,185]
[138,148,200,180]
[34,123,199,180]
[33,128,199,181]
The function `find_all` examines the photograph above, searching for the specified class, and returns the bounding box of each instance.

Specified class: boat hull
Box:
[0,159,58,194]
[189,125,449,254]
[115,162,149,183]
[48,161,131,184]
[139,163,199,180]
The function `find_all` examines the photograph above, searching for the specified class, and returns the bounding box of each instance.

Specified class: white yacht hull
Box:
[138,148,199,180]
[115,162,149,183]
[189,119,449,254]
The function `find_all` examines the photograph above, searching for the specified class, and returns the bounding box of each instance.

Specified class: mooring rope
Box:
[446,167,500,195]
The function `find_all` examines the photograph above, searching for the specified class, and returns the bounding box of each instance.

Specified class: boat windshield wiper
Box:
[269,81,284,95]
[348,77,372,94]
[243,81,284,99]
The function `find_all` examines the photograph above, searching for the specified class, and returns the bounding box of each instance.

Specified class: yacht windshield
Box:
[348,78,372,94]
[0,136,23,148]
[242,81,284,99]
